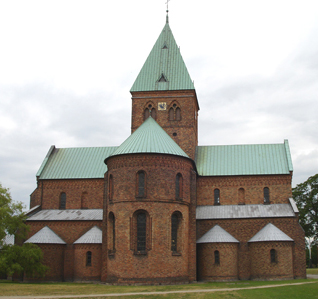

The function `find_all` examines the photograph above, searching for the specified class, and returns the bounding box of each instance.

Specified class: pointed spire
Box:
[166,0,170,23]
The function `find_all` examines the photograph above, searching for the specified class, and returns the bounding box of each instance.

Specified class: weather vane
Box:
[165,0,170,13]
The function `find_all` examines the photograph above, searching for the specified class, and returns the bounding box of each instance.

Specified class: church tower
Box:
[130,14,199,160]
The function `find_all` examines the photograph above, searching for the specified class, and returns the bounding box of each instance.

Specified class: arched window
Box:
[264,187,270,204]
[270,249,277,263]
[175,173,183,200]
[171,214,178,252]
[108,212,115,253]
[176,107,181,120]
[151,108,156,120]
[214,250,220,265]
[109,174,114,201]
[238,188,245,205]
[137,212,147,251]
[136,171,146,198]
[60,192,66,209]
[169,107,174,120]
[144,108,150,120]
[131,210,151,254]
[86,251,92,266]
[168,103,181,121]
[214,189,220,205]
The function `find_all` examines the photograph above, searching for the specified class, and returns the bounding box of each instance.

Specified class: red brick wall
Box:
[30,179,104,210]
[249,242,293,279]
[25,244,65,281]
[196,217,306,280]
[131,90,199,160]
[103,153,196,283]
[73,244,102,281]
[197,174,292,206]
[197,243,239,281]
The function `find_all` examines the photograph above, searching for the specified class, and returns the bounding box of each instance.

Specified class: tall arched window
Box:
[144,103,156,120]
[175,173,183,200]
[108,212,115,253]
[169,107,174,120]
[109,174,114,201]
[264,187,270,204]
[131,210,151,254]
[137,212,147,252]
[214,250,220,264]
[238,188,245,205]
[144,108,150,120]
[86,251,92,266]
[270,249,277,263]
[176,107,181,120]
[214,189,220,205]
[136,171,146,198]
[60,192,66,209]
[171,213,178,252]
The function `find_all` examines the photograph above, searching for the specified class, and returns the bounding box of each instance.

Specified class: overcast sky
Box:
[1,0,317,209]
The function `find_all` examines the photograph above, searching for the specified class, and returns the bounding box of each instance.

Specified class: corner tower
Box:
[130,15,199,160]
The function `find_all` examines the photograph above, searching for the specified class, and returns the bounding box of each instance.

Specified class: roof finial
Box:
[165,0,170,23]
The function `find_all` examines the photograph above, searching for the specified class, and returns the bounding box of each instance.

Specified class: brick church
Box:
[25,15,306,282]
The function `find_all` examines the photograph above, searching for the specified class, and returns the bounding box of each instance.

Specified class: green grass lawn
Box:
[0,279,317,298]
[307,268,318,275]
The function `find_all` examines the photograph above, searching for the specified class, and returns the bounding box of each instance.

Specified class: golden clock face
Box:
[158,102,167,111]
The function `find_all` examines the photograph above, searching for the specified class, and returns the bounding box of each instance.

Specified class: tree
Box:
[0,182,48,278]
[293,174,318,239]
[293,174,318,267]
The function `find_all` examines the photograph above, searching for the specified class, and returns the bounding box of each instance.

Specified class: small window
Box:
[214,250,220,265]
[86,251,92,266]
[60,192,66,209]
[144,108,150,120]
[264,187,270,204]
[175,173,183,200]
[137,212,147,252]
[214,189,220,205]
[270,249,277,263]
[136,171,146,198]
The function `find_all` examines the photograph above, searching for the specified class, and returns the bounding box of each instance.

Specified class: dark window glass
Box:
[86,251,92,266]
[169,107,174,120]
[264,187,270,204]
[137,213,146,251]
[60,192,66,209]
[214,250,220,264]
[176,107,181,120]
[270,249,276,263]
[171,214,179,251]
[108,212,115,251]
[144,108,150,120]
[137,171,145,197]
[214,189,220,205]
[151,108,156,120]
[175,174,182,200]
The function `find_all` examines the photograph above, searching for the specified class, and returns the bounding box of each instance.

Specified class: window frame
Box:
[60,192,66,210]
[86,251,92,266]
[175,173,183,200]
[214,250,220,265]
[136,171,146,199]
[270,248,277,263]
[214,189,220,205]
[264,187,270,204]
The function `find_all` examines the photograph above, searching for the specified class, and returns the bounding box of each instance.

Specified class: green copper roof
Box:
[108,116,189,159]
[195,140,293,176]
[130,20,195,92]
[37,146,117,179]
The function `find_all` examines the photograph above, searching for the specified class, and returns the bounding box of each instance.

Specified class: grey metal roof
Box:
[27,209,103,221]
[248,223,293,242]
[74,226,102,244]
[37,146,117,179]
[131,19,195,92]
[196,225,239,244]
[195,140,293,176]
[196,204,295,220]
[25,226,66,244]
[108,116,189,159]
[289,198,299,213]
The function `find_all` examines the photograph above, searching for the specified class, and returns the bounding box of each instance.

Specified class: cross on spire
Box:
[165,0,171,23]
